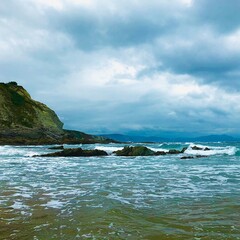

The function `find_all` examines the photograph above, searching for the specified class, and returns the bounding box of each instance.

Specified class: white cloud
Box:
[1,0,240,135]
[34,0,64,10]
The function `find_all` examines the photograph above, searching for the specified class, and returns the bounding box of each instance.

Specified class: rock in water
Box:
[181,155,207,159]
[114,146,155,156]
[168,149,182,154]
[37,148,108,157]
[155,151,167,155]
[181,156,194,159]
[191,146,203,150]
[114,146,188,156]
[48,145,64,150]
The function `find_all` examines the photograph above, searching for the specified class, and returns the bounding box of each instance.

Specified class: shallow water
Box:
[0,142,240,239]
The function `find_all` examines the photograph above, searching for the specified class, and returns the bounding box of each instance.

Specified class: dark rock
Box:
[191,146,210,151]
[196,155,207,158]
[181,155,207,159]
[181,156,194,159]
[36,148,108,157]
[191,146,203,150]
[155,151,167,155]
[48,145,64,150]
[113,146,155,156]
[168,149,182,154]
[168,147,187,154]
[181,147,188,153]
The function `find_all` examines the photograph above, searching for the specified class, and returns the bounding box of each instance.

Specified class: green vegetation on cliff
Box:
[0,82,63,131]
[0,82,112,145]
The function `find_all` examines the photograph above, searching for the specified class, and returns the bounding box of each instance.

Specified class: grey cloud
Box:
[50,9,180,50]
[155,35,240,85]
[193,0,240,33]
[44,0,240,90]
[1,0,240,136]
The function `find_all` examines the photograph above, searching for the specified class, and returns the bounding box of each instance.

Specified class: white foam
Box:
[185,143,237,156]
[149,147,169,152]
[42,200,65,209]
[94,146,123,153]
[24,151,39,157]
[11,201,29,210]
[0,146,38,157]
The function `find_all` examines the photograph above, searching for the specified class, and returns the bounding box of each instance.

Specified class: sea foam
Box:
[93,145,123,153]
[185,143,237,156]
[0,146,39,157]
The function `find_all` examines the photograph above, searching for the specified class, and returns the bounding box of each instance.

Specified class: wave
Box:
[93,146,123,153]
[148,147,169,152]
[0,146,39,157]
[185,143,237,156]
[0,143,238,157]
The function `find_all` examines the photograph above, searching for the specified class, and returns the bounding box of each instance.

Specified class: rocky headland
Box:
[0,82,113,145]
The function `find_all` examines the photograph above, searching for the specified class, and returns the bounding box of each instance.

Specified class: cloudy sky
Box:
[1,0,240,137]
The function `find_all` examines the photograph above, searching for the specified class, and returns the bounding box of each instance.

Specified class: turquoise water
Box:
[0,142,240,239]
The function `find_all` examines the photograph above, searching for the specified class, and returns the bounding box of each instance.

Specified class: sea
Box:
[0,142,240,240]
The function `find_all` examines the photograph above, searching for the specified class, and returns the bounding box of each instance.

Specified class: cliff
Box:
[0,82,112,145]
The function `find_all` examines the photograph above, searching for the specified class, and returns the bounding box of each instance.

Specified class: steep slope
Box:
[0,82,112,145]
[0,82,63,131]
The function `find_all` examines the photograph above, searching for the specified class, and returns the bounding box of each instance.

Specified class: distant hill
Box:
[100,134,167,143]
[193,134,238,142]
[0,82,112,145]
[100,133,240,143]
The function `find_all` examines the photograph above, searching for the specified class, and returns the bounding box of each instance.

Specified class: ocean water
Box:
[0,142,240,240]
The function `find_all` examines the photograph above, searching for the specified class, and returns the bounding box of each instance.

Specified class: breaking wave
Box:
[0,146,40,157]
[185,143,237,156]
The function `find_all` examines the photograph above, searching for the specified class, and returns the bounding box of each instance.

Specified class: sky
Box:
[1,0,240,137]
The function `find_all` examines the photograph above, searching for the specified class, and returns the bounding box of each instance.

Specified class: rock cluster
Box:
[34,145,210,158]
[191,146,210,151]
[36,148,108,157]
[113,146,187,156]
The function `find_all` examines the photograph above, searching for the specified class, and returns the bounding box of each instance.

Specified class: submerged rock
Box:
[168,149,181,154]
[191,146,203,150]
[114,146,155,156]
[114,146,187,156]
[181,147,188,153]
[181,156,194,159]
[196,155,207,158]
[48,145,64,150]
[155,151,167,155]
[191,146,211,151]
[168,147,187,154]
[36,148,108,157]
[181,155,207,159]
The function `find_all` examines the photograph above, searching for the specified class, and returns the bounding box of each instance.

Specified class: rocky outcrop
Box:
[0,82,113,145]
[36,148,108,157]
[114,146,155,156]
[181,155,207,159]
[191,146,210,151]
[155,151,167,155]
[48,145,64,150]
[34,145,209,158]
[113,145,187,156]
